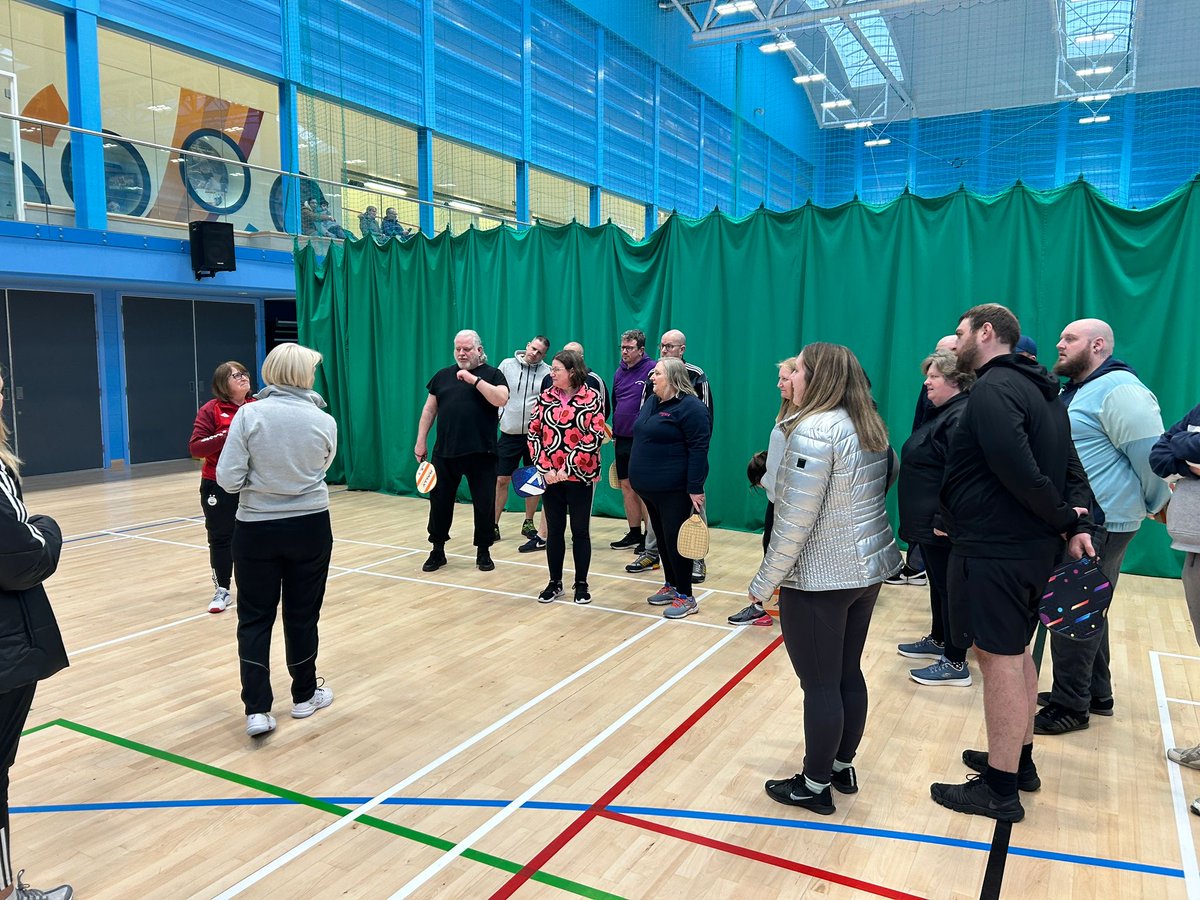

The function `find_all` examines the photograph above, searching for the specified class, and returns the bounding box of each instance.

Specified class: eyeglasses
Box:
[620,344,640,351]
[659,342,680,350]
[230,371,250,380]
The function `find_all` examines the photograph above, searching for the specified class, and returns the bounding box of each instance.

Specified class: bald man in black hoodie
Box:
[929,303,1098,824]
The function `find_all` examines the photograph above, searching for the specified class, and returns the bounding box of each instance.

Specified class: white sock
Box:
[804,775,830,793]
[831,760,852,773]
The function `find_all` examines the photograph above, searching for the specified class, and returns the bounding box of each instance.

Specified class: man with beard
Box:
[930,303,1096,823]
[415,330,510,573]
[1034,318,1170,735]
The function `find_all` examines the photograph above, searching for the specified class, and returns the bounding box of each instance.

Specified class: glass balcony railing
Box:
[0,111,527,250]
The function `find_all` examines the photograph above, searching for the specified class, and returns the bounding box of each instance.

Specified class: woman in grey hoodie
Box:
[217,343,338,738]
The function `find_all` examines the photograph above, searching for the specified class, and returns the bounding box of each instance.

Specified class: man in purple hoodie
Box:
[610,329,656,549]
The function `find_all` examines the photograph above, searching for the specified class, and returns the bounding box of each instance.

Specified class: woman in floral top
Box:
[527,349,607,605]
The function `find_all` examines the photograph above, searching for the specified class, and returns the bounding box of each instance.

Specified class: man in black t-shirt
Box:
[414,329,509,572]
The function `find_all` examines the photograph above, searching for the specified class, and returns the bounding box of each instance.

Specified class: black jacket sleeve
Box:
[972,380,1079,534]
[0,509,62,593]
[1150,404,1200,479]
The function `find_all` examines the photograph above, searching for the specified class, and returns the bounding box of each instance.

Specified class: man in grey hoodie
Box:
[495,336,551,540]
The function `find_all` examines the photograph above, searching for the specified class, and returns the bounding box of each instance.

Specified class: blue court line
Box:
[13,796,1182,879]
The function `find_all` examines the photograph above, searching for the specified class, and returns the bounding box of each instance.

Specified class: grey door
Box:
[7,290,103,475]
[123,296,196,464]
[194,300,258,397]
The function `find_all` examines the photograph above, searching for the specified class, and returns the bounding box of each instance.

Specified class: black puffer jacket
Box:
[0,461,68,690]
[898,390,968,546]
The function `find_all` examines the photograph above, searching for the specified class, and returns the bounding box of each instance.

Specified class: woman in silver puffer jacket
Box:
[749,342,902,817]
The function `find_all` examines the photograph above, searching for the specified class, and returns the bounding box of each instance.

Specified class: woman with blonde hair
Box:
[730,357,801,627]
[749,342,902,815]
[0,372,72,898]
[217,343,338,738]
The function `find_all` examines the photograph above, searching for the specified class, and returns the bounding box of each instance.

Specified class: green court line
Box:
[20,719,59,737]
[33,719,623,899]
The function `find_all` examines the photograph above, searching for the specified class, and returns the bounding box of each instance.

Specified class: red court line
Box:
[598,809,928,900]
[488,634,786,899]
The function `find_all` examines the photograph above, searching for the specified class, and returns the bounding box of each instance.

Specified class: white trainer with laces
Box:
[208,586,231,614]
[292,685,334,719]
[14,869,73,900]
[246,713,276,737]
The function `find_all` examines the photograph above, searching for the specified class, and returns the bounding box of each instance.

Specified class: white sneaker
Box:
[14,870,73,900]
[246,713,276,737]
[208,586,231,614]
[291,686,334,719]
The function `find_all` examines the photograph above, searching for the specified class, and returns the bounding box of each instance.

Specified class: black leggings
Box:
[778,582,881,783]
[640,489,695,598]
[543,480,593,584]
[762,501,775,555]
[0,682,36,889]
[920,542,967,663]
[201,478,239,589]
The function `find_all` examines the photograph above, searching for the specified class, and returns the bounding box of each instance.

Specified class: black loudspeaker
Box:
[189,221,236,280]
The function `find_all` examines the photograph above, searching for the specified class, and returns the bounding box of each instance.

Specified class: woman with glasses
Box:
[749,343,901,816]
[527,349,607,605]
[189,361,256,614]
[217,343,338,738]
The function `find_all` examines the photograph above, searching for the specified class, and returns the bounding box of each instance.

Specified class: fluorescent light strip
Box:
[715,0,756,13]
[759,36,795,53]
[793,73,827,84]
[844,120,873,130]
[1076,66,1114,77]
[1077,93,1111,103]
[1079,115,1111,125]
[1076,32,1116,43]
[362,180,408,198]
[864,138,891,147]
[448,200,484,214]
[821,98,852,109]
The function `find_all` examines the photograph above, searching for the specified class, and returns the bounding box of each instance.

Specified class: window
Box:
[529,167,588,227]
[600,190,645,240]
[431,137,515,234]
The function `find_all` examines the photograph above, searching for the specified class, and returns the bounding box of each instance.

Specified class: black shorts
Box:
[947,550,1058,656]
[496,431,533,476]
[614,436,634,481]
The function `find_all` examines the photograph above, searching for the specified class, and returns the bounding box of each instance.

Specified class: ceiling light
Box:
[345,158,366,165]
[715,0,756,13]
[362,180,408,197]
[1077,93,1111,103]
[864,138,891,147]
[793,73,827,84]
[1076,32,1115,43]
[1075,66,1114,77]
[1079,115,1111,124]
[759,36,795,53]
[844,120,873,130]
[449,200,483,214]
[821,99,852,109]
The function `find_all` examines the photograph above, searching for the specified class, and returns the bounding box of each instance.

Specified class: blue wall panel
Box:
[859,133,910,204]
[601,33,654,202]
[656,70,700,217]
[100,0,285,77]
[701,102,733,214]
[986,104,1060,193]
[530,0,597,183]
[297,0,423,125]
[433,0,523,158]
[738,127,767,215]
[1129,88,1200,208]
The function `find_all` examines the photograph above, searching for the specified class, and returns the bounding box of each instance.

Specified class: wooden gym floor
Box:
[12,461,1200,898]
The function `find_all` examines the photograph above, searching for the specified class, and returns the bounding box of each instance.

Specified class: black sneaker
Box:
[518,535,547,553]
[1034,702,1089,735]
[493,524,502,542]
[728,604,772,626]
[961,749,1041,792]
[476,550,495,572]
[521,518,537,538]
[625,553,660,573]
[764,774,836,815]
[573,582,591,605]
[422,548,447,572]
[1037,691,1114,717]
[610,529,642,550]
[830,765,858,795]
[930,774,1024,822]
[538,580,564,603]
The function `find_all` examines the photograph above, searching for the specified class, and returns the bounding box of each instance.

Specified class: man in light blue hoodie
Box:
[1035,318,1171,736]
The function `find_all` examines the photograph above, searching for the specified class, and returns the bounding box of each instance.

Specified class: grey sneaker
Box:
[897,634,944,660]
[728,604,772,626]
[625,553,660,573]
[647,585,680,606]
[15,871,73,900]
[910,657,972,687]
[662,595,699,619]
[292,685,334,719]
[208,586,231,614]
[692,559,707,583]
[246,713,276,737]
[1168,743,1200,770]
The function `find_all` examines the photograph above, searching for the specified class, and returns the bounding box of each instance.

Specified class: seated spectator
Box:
[382,207,404,237]
[300,199,318,236]
[316,201,349,240]
[359,205,382,237]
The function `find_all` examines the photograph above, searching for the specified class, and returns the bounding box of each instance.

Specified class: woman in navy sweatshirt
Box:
[629,357,711,620]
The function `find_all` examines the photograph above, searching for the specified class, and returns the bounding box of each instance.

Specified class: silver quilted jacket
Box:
[749,408,902,597]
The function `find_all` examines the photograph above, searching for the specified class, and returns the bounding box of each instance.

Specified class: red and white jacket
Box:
[189,397,255,481]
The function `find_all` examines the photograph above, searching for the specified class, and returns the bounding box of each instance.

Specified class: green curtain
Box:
[295,178,1200,578]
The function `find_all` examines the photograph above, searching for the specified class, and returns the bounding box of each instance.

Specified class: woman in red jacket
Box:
[527,349,606,605]
[188,361,255,613]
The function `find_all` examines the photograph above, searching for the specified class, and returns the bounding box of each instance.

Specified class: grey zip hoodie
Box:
[498,351,551,434]
[216,384,338,522]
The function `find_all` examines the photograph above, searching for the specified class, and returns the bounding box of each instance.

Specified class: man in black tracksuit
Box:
[929,304,1097,824]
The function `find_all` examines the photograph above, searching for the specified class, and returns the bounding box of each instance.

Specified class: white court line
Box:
[62,514,199,542]
[1167,697,1200,708]
[1149,650,1200,897]
[334,536,750,597]
[211,617,673,899]
[1156,651,1200,663]
[68,520,208,549]
[389,624,745,898]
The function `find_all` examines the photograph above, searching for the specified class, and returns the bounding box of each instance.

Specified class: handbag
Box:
[1037,556,1113,639]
